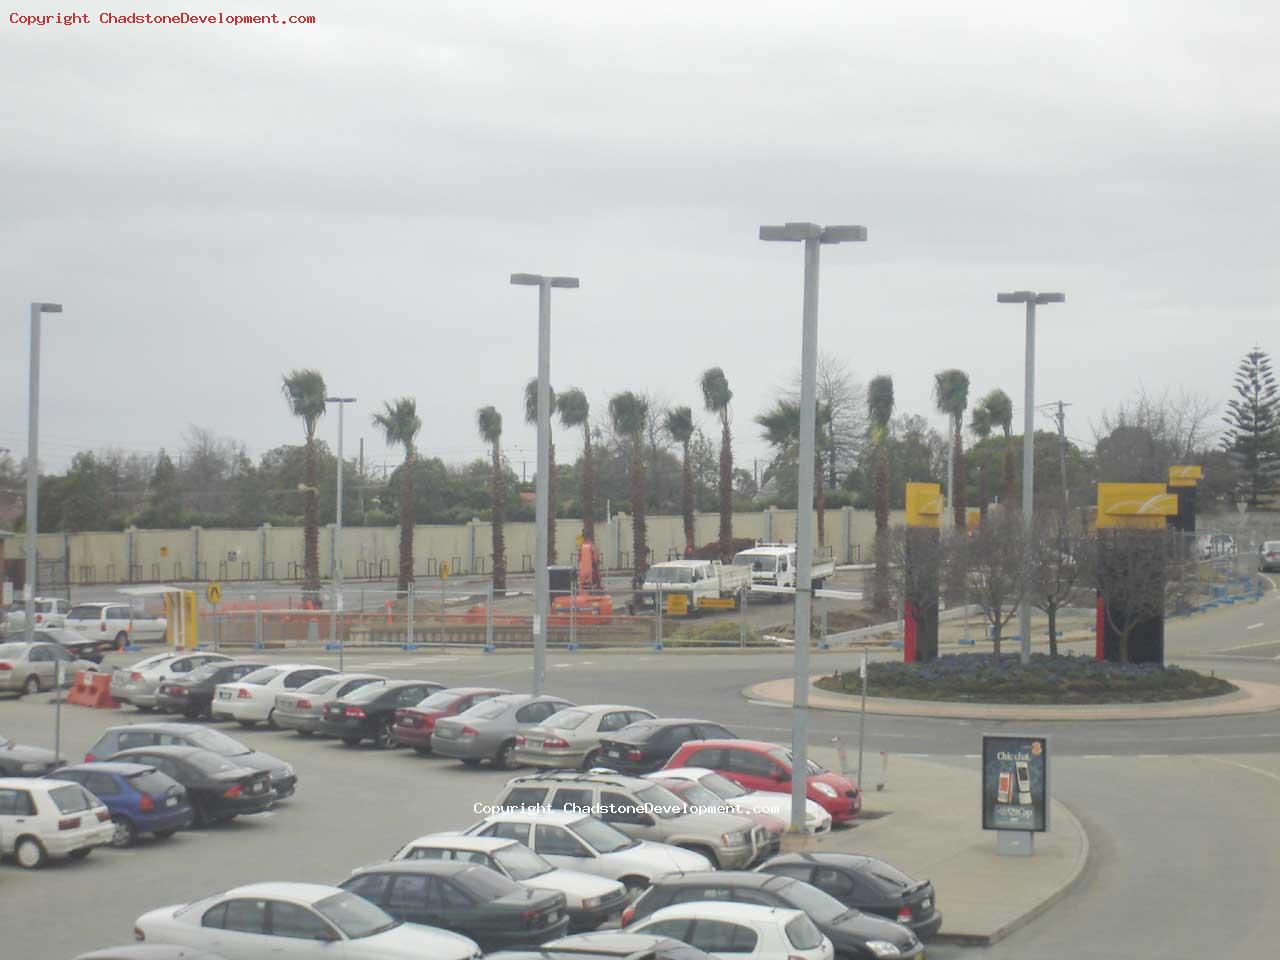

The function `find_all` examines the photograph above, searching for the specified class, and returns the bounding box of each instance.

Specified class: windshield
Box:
[647,566,694,584]
[183,728,250,757]
[314,891,398,939]
[463,700,510,721]
[785,913,825,950]
[769,748,823,776]
[34,601,54,613]
[733,553,777,572]
[635,784,685,819]
[779,879,853,922]
[125,770,177,793]
[455,865,522,898]
[66,605,104,621]
[239,667,282,685]
[572,817,635,853]
[665,781,723,808]
[545,708,590,730]
[190,663,227,682]
[344,682,394,704]
[298,676,343,695]
[493,843,553,881]
[416,691,463,710]
[49,783,97,813]
[697,772,747,798]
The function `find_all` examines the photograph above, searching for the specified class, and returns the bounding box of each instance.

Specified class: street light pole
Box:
[997,290,1064,664]
[24,302,61,648]
[511,272,579,695]
[326,396,356,671]
[761,223,866,834]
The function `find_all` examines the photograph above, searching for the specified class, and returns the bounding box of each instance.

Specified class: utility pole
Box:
[1045,401,1071,508]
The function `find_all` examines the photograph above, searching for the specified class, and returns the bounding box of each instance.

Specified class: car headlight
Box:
[721,831,750,847]
[814,782,838,798]
[282,764,295,777]
[580,895,603,909]
[866,941,901,958]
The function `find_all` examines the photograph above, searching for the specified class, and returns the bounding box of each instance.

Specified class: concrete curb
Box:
[743,676,1280,721]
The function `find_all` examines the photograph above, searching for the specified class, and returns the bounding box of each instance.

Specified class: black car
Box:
[85,722,297,799]
[757,853,941,941]
[597,718,737,775]
[0,734,63,776]
[320,679,444,747]
[33,627,115,663]
[106,745,274,824]
[156,660,269,719]
[624,870,924,959]
[487,932,721,960]
[341,860,569,950]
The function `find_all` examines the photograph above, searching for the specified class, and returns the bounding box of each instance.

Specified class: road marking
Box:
[1247,622,1265,631]
[1082,754,1112,759]
[963,754,979,759]
[1206,756,1280,785]
[1135,754,1170,759]
[1204,636,1280,653]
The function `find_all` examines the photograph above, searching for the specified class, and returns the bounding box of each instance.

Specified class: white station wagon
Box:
[65,602,168,649]
[0,777,115,868]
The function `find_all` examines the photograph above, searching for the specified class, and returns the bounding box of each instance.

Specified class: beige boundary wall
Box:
[11,507,906,586]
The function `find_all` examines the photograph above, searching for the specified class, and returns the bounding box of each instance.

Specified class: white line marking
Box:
[1247,622,1265,631]
[899,753,932,758]
[963,754,979,759]
[1206,757,1280,785]
[1136,754,1170,759]
[1082,755,1112,759]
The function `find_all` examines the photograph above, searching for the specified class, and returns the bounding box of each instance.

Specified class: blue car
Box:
[49,762,193,848]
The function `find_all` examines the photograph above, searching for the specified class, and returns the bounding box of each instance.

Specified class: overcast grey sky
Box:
[3,0,1276,476]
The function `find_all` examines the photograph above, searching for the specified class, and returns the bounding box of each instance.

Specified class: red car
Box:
[392,686,510,754]
[663,739,861,823]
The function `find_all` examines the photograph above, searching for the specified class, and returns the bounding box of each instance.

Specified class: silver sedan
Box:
[432,694,575,769]
[514,704,656,770]
[0,641,99,695]
[273,673,387,735]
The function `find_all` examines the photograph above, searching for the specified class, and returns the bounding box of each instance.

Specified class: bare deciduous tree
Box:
[959,508,1026,659]
[1029,508,1094,656]
[1094,528,1171,664]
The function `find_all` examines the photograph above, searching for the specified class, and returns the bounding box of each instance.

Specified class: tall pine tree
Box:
[1222,347,1280,507]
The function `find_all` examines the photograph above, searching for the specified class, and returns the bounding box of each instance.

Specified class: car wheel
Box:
[461,757,483,767]
[266,708,278,730]
[136,704,155,713]
[678,843,718,868]
[581,750,600,771]
[22,674,40,695]
[15,836,47,869]
[296,729,314,738]
[493,740,517,769]
[67,848,92,861]
[114,632,129,651]
[375,722,397,750]
[190,799,209,827]
[342,736,362,747]
[413,746,432,756]
[184,708,203,720]
[237,720,258,729]
[153,828,178,839]
[110,815,137,849]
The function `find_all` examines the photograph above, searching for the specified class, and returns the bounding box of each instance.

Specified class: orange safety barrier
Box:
[66,670,119,709]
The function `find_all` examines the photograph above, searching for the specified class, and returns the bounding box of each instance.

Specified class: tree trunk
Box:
[718,415,733,561]
[398,449,414,593]
[952,423,966,530]
[1002,436,1015,504]
[978,459,989,521]
[1047,605,1058,657]
[491,444,506,592]
[303,435,320,603]
[581,426,595,543]
[872,441,891,611]
[681,441,695,553]
[631,436,648,587]
[547,439,557,566]
[815,455,825,548]
[991,622,1001,660]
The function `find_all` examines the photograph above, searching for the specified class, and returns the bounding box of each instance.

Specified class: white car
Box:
[213,664,338,728]
[463,810,711,898]
[133,881,482,960]
[0,641,100,696]
[111,652,233,710]
[391,833,629,931]
[2,597,72,635]
[0,777,115,868]
[650,767,832,834]
[65,601,168,648]
[629,901,835,960]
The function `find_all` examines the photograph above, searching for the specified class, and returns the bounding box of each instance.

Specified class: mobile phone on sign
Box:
[1015,761,1032,805]
[997,770,1012,804]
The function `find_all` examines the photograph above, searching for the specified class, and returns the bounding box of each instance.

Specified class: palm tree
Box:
[969,399,994,520]
[867,376,895,611]
[700,368,734,561]
[609,391,650,586]
[664,406,696,555]
[372,398,422,594]
[476,405,506,592]
[755,400,830,547]
[525,378,557,565]
[933,369,970,530]
[556,388,595,543]
[982,388,1015,503]
[281,369,327,604]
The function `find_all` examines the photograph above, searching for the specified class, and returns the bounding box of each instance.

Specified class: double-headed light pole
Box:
[511,272,579,696]
[760,223,866,833]
[996,290,1065,665]
[325,396,357,671]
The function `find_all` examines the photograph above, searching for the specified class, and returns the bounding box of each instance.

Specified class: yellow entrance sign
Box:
[666,593,689,615]
[905,482,943,528]
[440,562,450,579]
[1096,482,1178,529]
[206,582,223,605]
[1168,465,1203,488]
[700,597,736,610]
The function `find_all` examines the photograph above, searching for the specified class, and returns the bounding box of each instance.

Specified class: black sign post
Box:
[982,734,1048,856]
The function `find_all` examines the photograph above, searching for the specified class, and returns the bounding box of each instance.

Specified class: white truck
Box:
[636,559,751,615]
[732,542,837,597]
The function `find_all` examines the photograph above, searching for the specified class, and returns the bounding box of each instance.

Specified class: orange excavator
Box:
[550,537,612,624]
